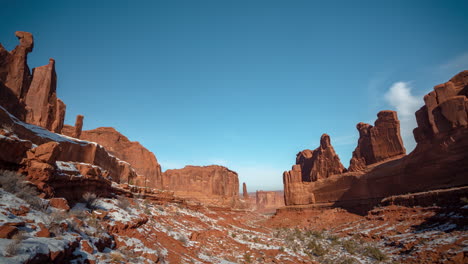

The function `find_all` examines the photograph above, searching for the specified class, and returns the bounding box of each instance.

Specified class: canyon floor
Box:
[0,172,466,264]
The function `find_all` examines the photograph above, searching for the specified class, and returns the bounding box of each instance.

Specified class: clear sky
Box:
[1,0,467,191]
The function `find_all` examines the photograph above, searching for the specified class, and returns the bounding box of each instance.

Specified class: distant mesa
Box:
[162,165,240,207]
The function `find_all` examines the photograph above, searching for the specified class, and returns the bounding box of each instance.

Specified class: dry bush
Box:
[110,251,124,262]
[82,192,98,209]
[5,232,27,256]
[0,170,46,211]
[363,246,387,261]
[116,195,130,211]
[177,234,189,246]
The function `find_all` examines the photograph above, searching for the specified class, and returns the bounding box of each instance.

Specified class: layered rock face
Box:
[64,127,163,188]
[413,70,468,143]
[283,134,345,205]
[282,71,468,211]
[0,32,65,132]
[298,134,346,181]
[348,111,406,172]
[0,106,139,200]
[162,165,239,207]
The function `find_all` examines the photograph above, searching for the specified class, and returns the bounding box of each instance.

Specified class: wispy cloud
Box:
[384,82,423,151]
[439,52,468,71]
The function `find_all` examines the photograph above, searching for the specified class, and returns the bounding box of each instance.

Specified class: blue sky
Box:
[1,0,467,191]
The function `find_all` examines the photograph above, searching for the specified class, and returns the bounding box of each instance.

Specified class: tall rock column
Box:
[3,31,33,98]
[24,59,63,131]
[242,182,249,199]
[349,110,406,172]
[283,134,343,205]
[73,115,84,138]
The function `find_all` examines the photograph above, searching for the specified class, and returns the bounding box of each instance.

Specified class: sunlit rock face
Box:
[283,71,468,210]
[162,165,240,207]
[0,32,65,133]
[348,110,406,172]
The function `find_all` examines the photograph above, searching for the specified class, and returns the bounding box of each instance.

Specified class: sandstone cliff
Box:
[283,134,345,205]
[0,32,65,133]
[63,126,163,189]
[282,71,468,211]
[162,165,239,207]
[348,111,406,172]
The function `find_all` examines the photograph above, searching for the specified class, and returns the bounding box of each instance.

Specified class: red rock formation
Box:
[0,105,137,198]
[283,134,344,205]
[0,32,66,132]
[255,191,285,213]
[294,134,346,182]
[242,182,248,199]
[73,115,84,138]
[162,165,239,207]
[1,31,33,98]
[71,127,163,188]
[348,111,406,172]
[282,71,468,210]
[413,70,468,142]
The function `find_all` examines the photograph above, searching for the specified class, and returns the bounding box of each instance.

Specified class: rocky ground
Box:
[1,169,466,264]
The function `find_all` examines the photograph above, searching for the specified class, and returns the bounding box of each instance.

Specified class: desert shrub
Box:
[363,246,387,261]
[5,232,27,256]
[116,195,130,211]
[253,236,259,243]
[306,239,328,257]
[243,253,252,263]
[110,251,124,262]
[231,232,237,238]
[341,239,359,255]
[337,256,358,264]
[460,197,468,204]
[177,234,189,246]
[0,170,46,211]
[306,229,324,239]
[82,192,98,209]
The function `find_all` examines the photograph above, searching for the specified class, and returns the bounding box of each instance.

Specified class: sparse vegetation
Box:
[116,195,131,211]
[341,238,359,255]
[82,192,98,209]
[243,253,252,263]
[364,245,388,261]
[5,232,27,257]
[0,170,47,211]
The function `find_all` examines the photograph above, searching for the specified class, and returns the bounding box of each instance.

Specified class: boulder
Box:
[0,225,18,239]
[49,198,70,211]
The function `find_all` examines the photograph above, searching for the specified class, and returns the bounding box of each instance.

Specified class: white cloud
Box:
[384,82,423,151]
[384,82,420,117]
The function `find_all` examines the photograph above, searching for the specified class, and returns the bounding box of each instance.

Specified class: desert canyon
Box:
[0,31,467,264]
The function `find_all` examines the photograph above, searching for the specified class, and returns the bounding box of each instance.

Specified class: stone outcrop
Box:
[73,115,84,138]
[242,182,248,199]
[283,134,344,205]
[348,111,406,172]
[0,105,137,199]
[255,191,285,213]
[282,71,468,211]
[0,32,65,133]
[64,127,163,188]
[162,165,239,207]
[413,70,468,143]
